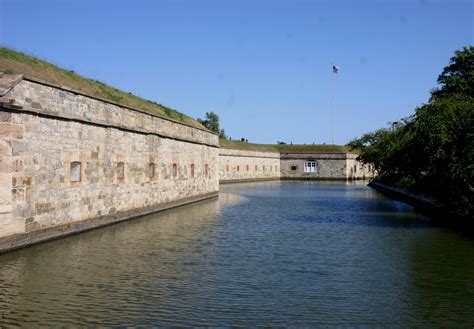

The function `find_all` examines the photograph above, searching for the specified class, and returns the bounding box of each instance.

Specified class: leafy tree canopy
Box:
[432,46,474,99]
[197,111,227,139]
[348,46,474,219]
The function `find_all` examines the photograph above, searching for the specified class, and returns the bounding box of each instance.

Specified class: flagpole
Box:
[331,64,335,145]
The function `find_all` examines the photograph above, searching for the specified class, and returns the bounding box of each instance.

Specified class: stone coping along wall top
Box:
[280,152,355,160]
[0,73,23,96]
[0,73,218,136]
[219,147,280,159]
[0,74,219,147]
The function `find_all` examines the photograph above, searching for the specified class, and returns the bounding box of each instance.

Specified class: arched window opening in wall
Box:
[237,165,240,172]
[205,164,209,177]
[270,165,273,171]
[117,162,125,180]
[173,163,178,178]
[255,165,258,171]
[191,164,195,177]
[148,163,155,178]
[354,164,357,173]
[304,160,318,173]
[246,165,249,171]
[263,166,265,171]
[71,161,81,182]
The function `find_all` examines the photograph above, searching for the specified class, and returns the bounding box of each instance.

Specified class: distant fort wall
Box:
[219,149,373,183]
[219,148,281,183]
[0,75,219,253]
[280,152,373,180]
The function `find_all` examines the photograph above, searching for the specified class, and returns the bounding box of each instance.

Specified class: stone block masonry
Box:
[219,149,374,183]
[7,78,216,146]
[0,117,24,239]
[280,152,373,180]
[219,148,281,183]
[0,75,219,253]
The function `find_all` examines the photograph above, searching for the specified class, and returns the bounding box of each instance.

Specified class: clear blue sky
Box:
[1,0,472,144]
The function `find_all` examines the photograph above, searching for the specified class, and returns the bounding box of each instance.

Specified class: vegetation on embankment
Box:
[0,47,205,129]
[219,139,352,153]
[196,109,352,153]
[348,46,474,220]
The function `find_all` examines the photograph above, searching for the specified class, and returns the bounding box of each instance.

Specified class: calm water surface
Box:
[0,181,473,326]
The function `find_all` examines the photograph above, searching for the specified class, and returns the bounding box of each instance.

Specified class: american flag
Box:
[332,64,340,74]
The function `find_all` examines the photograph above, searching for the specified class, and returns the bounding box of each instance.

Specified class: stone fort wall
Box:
[219,148,281,183]
[218,149,373,183]
[0,76,219,252]
[280,152,373,180]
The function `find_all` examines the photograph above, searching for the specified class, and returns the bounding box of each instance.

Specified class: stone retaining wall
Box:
[0,75,219,252]
[219,148,281,183]
[218,149,373,182]
[280,152,374,180]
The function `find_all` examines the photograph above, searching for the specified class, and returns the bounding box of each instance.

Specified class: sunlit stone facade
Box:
[0,75,219,252]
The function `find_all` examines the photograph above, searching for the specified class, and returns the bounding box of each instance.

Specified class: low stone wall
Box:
[368,181,441,212]
[369,181,472,229]
[0,75,219,252]
[219,148,280,183]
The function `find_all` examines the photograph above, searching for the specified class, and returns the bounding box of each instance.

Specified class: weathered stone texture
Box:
[8,79,218,147]
[219,148,281,182]
[0,115,24,238]
[345,154,375,180]
[6,113,218,235]
[280,153,374,179]
[218,150,374,182]
[0,77,219,247]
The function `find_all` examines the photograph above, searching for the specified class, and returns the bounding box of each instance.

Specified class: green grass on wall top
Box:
[0,47,204,129]
[219,139,353,153]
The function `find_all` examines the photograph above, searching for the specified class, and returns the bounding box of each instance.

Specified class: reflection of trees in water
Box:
[408,231,474,326]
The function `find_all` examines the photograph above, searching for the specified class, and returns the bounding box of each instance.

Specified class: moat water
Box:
[0,181,473,326]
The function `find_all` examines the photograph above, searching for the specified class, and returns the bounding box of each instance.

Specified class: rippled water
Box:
[1,181,473,326]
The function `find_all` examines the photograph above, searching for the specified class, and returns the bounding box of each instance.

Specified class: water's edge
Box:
[369,181,473,232]
[0,192,218,254]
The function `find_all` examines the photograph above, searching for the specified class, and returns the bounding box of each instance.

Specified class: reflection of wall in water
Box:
[0,196,224,324]
[218,193,248,207]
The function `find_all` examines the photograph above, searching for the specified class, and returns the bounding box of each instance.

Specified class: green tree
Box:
[348,46,474,219]
[432,46,474,99]
[413,96,474,216]
[197,111,227,139]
